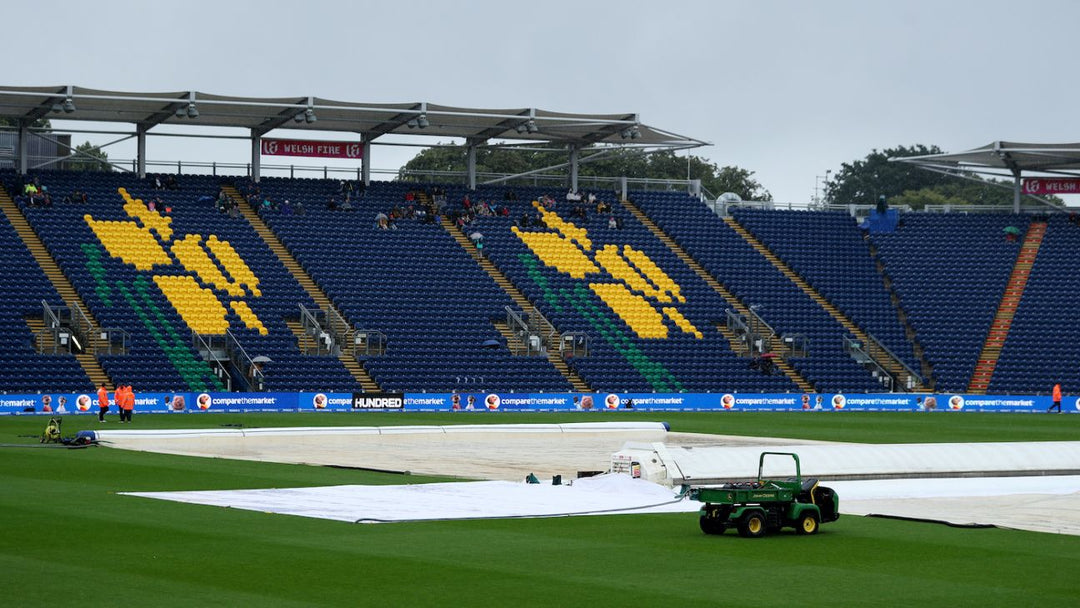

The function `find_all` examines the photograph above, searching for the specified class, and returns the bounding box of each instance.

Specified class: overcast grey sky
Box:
[6,0,1078,201]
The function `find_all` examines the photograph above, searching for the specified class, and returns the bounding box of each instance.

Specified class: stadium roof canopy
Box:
[0,85,707,187]
[896,141,1080,175]
[0,85,706,147]
[893,141,1080,212]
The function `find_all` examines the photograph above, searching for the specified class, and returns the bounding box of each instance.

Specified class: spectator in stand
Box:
[608,214,618,230]
[165,175,179,190]
[281,199,293,215]
[295,200,305,216]
[326,196,338,211]
[153,175,164,190]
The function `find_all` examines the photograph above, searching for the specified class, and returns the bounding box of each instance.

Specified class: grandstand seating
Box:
[0,167,1069,397]
[0,202,90,393]
[731,208,920,373]
[246,178,572,393]
[633,192,886,393]
[989,215,1080,394]
[1,170,360,393]
[870,212,1027,392]
[448,185,797,393]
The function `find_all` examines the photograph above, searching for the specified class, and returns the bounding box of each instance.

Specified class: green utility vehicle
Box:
[686,452,839,537]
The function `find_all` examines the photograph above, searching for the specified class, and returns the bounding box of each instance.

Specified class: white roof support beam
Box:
[365,102,425,141]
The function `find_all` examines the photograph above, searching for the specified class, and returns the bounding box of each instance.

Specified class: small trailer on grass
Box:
[686,452,839,537]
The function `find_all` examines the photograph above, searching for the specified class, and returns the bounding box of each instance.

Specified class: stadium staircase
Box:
[440,214,591,392]
[723,215,924,392]
[967,220,1046,394]
[0,184,111,389]
[867,244,935,384]
[285,319,319,352]
[620,198,813,392]
[223,185,380,392]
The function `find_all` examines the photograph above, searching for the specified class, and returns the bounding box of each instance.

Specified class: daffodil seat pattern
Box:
[86,187,266,336]
[512,202,702,341]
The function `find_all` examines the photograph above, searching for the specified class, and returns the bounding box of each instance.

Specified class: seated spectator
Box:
[165,175,179,190]
[327,196,338,211]
[295,200,305,216]
[281,199,293,215]
[608,214,618,229]
[375,212,389,229]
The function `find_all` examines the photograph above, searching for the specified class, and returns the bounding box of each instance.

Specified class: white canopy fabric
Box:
[896,141,1080,174]
[0,85,705,148]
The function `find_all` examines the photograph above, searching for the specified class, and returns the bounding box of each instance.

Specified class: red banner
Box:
[260,138,363,159]
[1022,178,1080,195]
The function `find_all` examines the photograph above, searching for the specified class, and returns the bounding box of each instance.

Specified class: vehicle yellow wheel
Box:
[797,512,819,535]
[738,512,767,538]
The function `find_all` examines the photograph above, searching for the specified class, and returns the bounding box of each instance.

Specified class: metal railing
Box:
[505,306,545,356]
[226,329,266,392]
[40,299,94,354]
[190,330,232,391]
[352,329,386,357]
[843,335,894,392]
[95,328,130,356]
[560,332,589,358]
[864,332,924,390]
[400,168,706,195]
[298,303,332,355]
[779,333,809,359]
[191,330,265,392]
[324,305,352,355]
[724,309,752,356]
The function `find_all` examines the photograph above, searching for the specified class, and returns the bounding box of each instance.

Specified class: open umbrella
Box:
[481,339,501,349]
[1003,226,1021,236]
[251,355,273,364]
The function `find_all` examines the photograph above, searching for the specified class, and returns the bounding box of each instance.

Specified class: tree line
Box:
[399,142,1061,209]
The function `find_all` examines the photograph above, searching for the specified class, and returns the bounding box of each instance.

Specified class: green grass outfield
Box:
[1,412,1077,607]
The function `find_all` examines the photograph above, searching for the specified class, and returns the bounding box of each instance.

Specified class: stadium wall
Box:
[1,391,1074,415]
